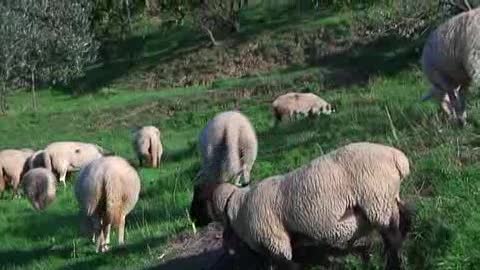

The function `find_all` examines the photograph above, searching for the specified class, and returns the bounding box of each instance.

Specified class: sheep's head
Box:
[189,182,219,227]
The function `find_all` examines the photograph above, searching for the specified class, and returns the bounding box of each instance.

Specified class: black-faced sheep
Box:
[22,168,57,211]
[421,8,480,126]
[133,126,163,168]
[75,156,140,253]
[191,142,412,270]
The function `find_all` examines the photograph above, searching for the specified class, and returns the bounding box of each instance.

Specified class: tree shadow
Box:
[65,235,168,270]
[5,212,78,241]
[0,246,71,268]
[162,142,198,164]
[69,27,205,95]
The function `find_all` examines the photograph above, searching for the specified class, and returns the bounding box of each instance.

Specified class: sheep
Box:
[28,150,46,170]
[190,142,412,270]
[421,8,480,127]
[43,141,107,187]
[0,149,34,197]
[75,156,141,253]
[132,126,163,168]
[22,168,57,211]
[272,92,334,123]
[197,111,258,186]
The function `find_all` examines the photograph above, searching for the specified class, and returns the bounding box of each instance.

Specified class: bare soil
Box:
[153,222,266,270]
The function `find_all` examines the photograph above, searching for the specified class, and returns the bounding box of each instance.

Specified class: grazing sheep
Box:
[75,156,141,253]
[22,168,57,211]
[272,92,334,123]
[43,141,106,187]
[191,142,412,270]
[28,150,46,170]
[421,8,480,126]
[197,111,258,186]
[133,126,163,168]
[0,149,34,197]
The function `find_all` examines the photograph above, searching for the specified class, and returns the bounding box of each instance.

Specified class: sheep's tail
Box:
[150,135,159,168]
[393,150,410,181]
[396,199,414,239]
[224,126,241,184]
[104,174,123,227]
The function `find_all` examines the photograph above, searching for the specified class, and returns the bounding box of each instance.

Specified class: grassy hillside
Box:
[2,3,480,270]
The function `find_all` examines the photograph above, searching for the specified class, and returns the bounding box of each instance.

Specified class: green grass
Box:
[3,3,480,270]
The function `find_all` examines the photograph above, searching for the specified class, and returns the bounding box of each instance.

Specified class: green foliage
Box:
[3,2,480,270]
[0,0,98,111]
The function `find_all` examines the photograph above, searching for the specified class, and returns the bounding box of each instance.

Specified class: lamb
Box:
[132,126,163,168]
[75,156,141,253]
[22,168,57,211]
[421,8,480,127]
[197,111,258,186]
[43,141,107,186]
[272,92,334,123]
[190,142,412,269]
[0,148,34,197]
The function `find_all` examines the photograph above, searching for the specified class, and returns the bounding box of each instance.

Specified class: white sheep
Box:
[421,8,480,126]
[272,92,334,123]
[197,111,258,186]
[22,168,57,211]
[43,141,107,187]
[190,142,412,269]
[0,148,34,197]
[75,156,141,253]
[133,126,163,168]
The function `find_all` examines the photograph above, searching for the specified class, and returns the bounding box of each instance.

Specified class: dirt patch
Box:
[154,222,266,270]
[118,24,358,90]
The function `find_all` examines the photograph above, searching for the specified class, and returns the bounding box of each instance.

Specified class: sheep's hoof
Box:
[97,244,110,253]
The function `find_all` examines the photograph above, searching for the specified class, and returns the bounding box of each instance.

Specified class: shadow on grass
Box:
[5,212,79,242]
[0,246,72,268]
[65,235,168,270]
[162,142,198,164]
[69,27,205,94]
[406,217,454,269]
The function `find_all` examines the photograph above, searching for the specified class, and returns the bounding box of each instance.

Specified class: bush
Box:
[354,0,480,40]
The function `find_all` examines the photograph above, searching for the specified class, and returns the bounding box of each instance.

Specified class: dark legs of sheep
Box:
[447,86,467,127]
[380,225,403,270]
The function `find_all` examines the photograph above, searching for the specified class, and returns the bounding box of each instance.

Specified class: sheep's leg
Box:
[95,226,106,253]
[105,223,111,245]
[118,215,126,245]
[11,176,21,199]
[455,86,467,127]
[439,93,453,118]
[380,221,403,270]
[58,169,67,188]
[138,156,143,167]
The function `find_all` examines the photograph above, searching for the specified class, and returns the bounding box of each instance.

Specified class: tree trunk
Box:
[202,25,219,46]
[1,81,7,114]
[31,69,38,111]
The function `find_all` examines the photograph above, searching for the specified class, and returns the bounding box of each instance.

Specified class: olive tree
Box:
[0,0,98,112]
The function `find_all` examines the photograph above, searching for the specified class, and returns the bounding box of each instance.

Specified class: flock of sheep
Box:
[1,7,480,270]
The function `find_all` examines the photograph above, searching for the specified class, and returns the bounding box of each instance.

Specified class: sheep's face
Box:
[189,183,215,227]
